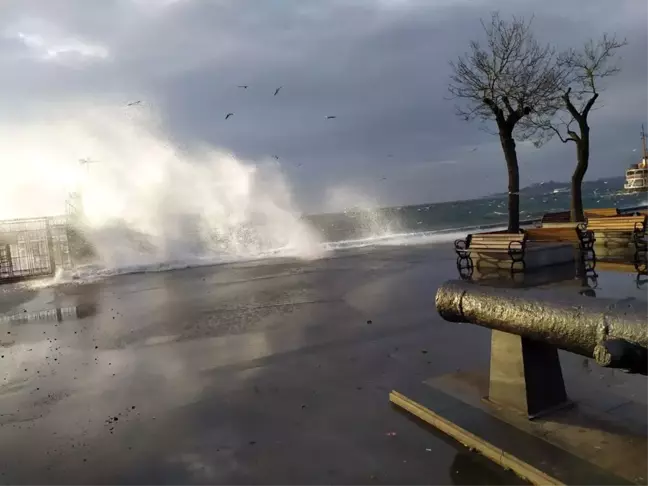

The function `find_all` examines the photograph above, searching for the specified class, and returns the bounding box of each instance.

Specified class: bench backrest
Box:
[468,232,526,249]
[587,215,647,231]
[541,211,570,224]
[524,227,579,242]
[541,208,618,224]
[585,208,619,218]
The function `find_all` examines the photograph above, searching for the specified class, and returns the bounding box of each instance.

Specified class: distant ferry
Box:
[624,125,648,193]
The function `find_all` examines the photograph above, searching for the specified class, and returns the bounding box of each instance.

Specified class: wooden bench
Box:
[541,208,619,225]
[455,232,527,272]
[525,227,578,243]
[586,215,647,252]
[524,224,594,251]
[586,215,646,233]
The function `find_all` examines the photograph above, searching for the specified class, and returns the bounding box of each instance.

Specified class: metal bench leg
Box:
[457,256,474,280]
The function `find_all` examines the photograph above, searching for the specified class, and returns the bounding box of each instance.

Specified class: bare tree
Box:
[538,34,627,222]
[449,13,568,232]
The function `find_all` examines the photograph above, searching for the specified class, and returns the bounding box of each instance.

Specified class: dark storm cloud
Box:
[0,0,646,211]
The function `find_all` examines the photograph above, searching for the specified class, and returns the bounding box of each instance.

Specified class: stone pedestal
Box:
[593,231,633,250]
[488,330,570,419]
[473,242,574,271]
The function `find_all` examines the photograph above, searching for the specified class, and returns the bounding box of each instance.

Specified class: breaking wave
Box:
[3,101,467,287]
[0,102,326,283]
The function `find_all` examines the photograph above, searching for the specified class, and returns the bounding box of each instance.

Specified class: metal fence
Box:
[0,216,73,283]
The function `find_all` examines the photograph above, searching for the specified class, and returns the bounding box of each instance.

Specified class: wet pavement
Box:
[0,244,645,484]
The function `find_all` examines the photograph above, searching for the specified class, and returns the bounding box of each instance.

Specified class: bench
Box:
[586,215,647,234]
[541,208,619,225]
[455,232,527,272]
[524,224,594,251]
[586,215,647,252]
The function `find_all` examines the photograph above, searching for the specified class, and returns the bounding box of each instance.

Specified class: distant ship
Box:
[624,125,648,193]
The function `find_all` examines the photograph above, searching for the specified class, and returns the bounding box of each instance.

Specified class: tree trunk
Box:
[570,176,584,222]
[499,129,521,232]
[571,128,589,222]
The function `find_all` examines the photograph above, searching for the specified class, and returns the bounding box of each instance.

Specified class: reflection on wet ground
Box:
[0,244,526,485]
[586,268,648,300]
[1,303,98,324]
[460,249,648,303]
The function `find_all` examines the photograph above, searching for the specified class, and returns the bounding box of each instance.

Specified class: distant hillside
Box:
[490,176,626,198]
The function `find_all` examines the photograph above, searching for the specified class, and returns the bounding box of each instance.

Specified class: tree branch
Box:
[567,129,580,141]
[550,124,576,144]
[483,97,505,124]
[582,93,599,117]
[562,87,582,122]
[501,96,515,116]
[448,12,568,139]
[559,33,627,102]
[552,127,570,143]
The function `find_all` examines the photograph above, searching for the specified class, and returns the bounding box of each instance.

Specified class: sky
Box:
[0,0,646,214]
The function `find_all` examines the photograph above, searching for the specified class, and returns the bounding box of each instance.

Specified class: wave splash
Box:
[0,103,325,281]
[0,102,503,289]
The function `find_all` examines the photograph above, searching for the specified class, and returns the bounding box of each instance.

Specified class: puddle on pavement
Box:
[1,303,97,324]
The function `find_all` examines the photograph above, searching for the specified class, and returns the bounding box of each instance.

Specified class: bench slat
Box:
[469,245,521,249]
[467,232,526,253]
[471,236,524,242]
[589,220,645,223]
[585,208,619,217]
[587,216,646,230]
[525,228,579,242]
[470,240,524,245]
[589,217,645,221]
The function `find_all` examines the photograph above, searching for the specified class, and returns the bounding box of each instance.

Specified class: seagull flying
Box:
[127,101,141,106]
[272,155,279,160]
[274,86,282,96]
[470,147,478,152]
[237,85,248,89]
[326,115,337,119]
[225,113,234,120]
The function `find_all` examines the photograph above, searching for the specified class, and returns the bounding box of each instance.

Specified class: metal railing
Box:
[0,215,73,283]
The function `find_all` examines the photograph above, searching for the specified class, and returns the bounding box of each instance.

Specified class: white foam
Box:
[0,102,325,283]
[322,228,487,251]
[21,223,509,288]
[1,101,521,289]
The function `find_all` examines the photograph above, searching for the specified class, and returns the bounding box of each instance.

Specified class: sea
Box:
[307,178,647,245]
[13,177,648,286]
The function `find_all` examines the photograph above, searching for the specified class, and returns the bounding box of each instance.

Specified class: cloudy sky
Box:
[0,0,646,213]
